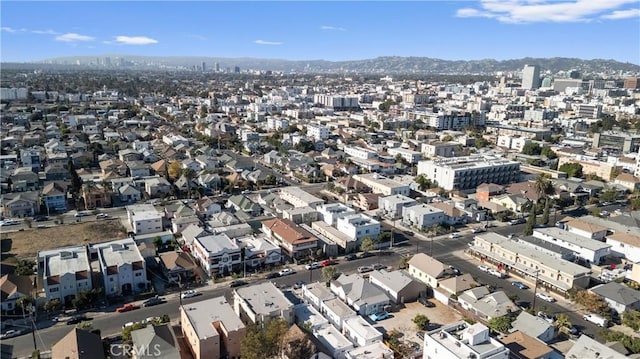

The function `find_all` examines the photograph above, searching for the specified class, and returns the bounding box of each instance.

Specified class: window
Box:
[50,288,59,293]
[110,277,114,282]
[135,272,142,277]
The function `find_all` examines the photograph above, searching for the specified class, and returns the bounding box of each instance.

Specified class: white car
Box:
[96,213,109,219]
[278,268,294,276]
[478,265,490,272]
[536,292,556,303]
[305,262,321,270]
[449,232,460,239]
[0,219,18,226]
[181,290,200,299]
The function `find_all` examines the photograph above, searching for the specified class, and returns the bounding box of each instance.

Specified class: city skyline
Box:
[1,1,640,64]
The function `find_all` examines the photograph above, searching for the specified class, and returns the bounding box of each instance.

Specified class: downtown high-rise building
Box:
[521,64,541,90]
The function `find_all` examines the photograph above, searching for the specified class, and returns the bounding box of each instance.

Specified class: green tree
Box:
[442,135,454,142]
[321,266,337,284]
[15,259,36,275]
[415,174,433,191]
[631,197,640,210]
[521,142,542,155]
[122,322,146,342]
[623,310,640,330]
[398,255,410,269]
[76,321,93,331]
[524,204,536,236]
[68,160,82,194]
[474,137,490,149]
[241,318,288,359]
[558,163,583,178]
[487,315,514,334]
[541,198,551,225]
[541,146,557,159]
[600,189,618,203]
[412,314,430,331]
[43,299,62,313]
[570,290,610,315]
[553,313,573,336]
[153,236,163,250]
[360,237,375,253]
[533,174,555,203]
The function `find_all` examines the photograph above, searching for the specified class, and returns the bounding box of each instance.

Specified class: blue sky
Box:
[1,1,639,64]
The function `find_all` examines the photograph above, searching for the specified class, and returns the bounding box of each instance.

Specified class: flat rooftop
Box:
[181,296,245,340]
[196,233,239,254]
[45,246,90,277]
[95,238,143,267]
[235,282,293,316]
[534,227,612,251]
[427,321,506,358]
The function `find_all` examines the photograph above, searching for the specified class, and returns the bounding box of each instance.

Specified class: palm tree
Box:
[553,313,573,336]
[533,174,555,203]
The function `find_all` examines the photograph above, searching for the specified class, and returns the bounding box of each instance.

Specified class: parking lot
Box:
[371,300,463,346]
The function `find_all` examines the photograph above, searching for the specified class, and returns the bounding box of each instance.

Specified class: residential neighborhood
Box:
[1,56,640,359]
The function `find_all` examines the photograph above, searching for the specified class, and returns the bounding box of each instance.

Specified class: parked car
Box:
[448,265,461,275]
[293,281,306,289]
[0,329,23,339]
[373,263,387,271]
[305,262,321,270]
[488,269,505,278]
[66,315,89,325]
[142,296,165,307]
[278,268,295,276]
[0,219,18,226]
[321,259,336,266]
[344,254,357,261]
[418,297,435,308]
[122,321,136,329]
[537,311,556,323]
[509,218,526,225]
[583,313,608,327]
[403,230,414,236]
[229,280,248,288]
[535,292,556,303]
[33,215,48,222]
[416,331,425,341]
[471,227,485,234]
[180,290,200,299]
[369,311,390,321]
[511,281,529,290]
[116,303,139,313]
[74,211,91,217]
[359,252,375,259]
[449,232,460,239]
[477,265,489,272]
[357,266,374,274]
[96,213,110,219]
[266,272,280,279]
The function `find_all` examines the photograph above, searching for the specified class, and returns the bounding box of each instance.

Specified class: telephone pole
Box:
[531,270,540,311]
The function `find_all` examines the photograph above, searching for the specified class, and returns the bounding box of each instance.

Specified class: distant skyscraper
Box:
[215,62,220,72]
[521,65,541,90]
[234,66,240,73]
[202,61,206,72]
[569,70,581,79]
[104,57,111,66]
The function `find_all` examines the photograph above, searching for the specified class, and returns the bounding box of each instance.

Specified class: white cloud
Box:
[455,0,639,23]
[114,36,158,45]
[55,33,95,42]
[601,8,640,19]
[1,27,19,33]
[321,25,346,31]
[31,29,59,35]
[254,39,283,45]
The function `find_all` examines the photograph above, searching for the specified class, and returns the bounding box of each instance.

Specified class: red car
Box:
[321,259,336,267]
[116,303,139,313]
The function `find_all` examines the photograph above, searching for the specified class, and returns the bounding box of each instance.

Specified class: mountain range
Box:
[20,55,640,74]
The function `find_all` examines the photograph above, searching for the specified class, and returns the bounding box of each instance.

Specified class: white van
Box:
[583,313,608,327]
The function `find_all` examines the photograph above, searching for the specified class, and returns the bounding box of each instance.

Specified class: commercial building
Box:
[417,156,520,191]
[592,132,640,153]
[421,141,460,158]
[180,296,246,359]
[387,147,423,164]
[94,238,147,296]
[353,173,410,196]
[522,65,541,90]
[307,123,330,141]
[343,145,379,160]
[470,232,592,292]
[423,321,509,359]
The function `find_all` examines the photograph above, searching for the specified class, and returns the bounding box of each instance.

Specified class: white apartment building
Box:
[162,134,189,147]
[41,246,92,304]
[378,194,417,219]
[234,282,295,326]
[266,117,289,131]
[533,227,611,264]
[423,322,509,359]
[313,94,359,110]
[279,186,324,208]
[342,316,383,347]
[353,173,410,196]
[343,145,379,160]
[94,238,147,296]
[336,214,381,241]
[402,203,445,229]
[497,135,531,152]
[126,204,163,235]
[417,156,520,191]
[192,233,241,275]
[316,203,357,226]
[307,123,330,141]
[421,141,459,158]
[387,147,423,164]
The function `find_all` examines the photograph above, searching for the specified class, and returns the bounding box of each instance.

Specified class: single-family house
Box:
[510,311,555,343]
[458,287,518,320]
[590,282,640,314]
[130,324,181,359]
[368,269,424,304]
[330,273,390,316]
[0,274,34,311]
[51,328,105,359]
